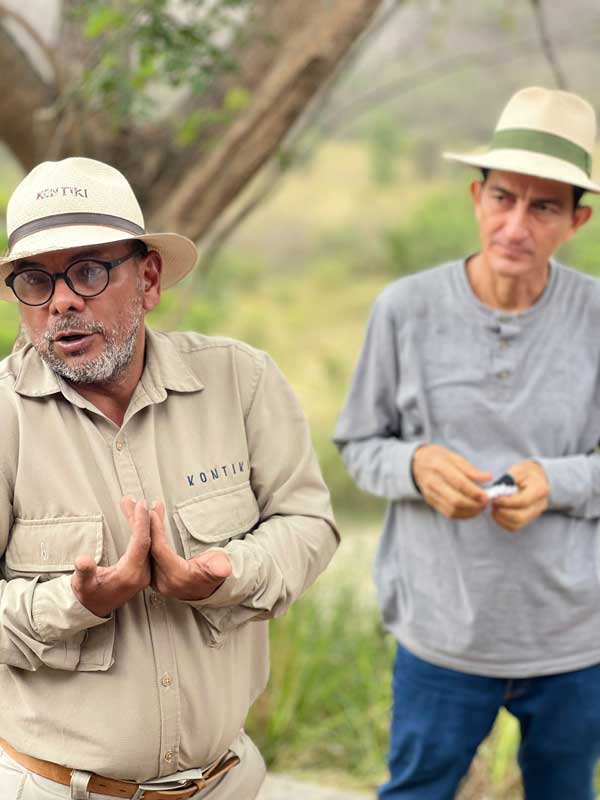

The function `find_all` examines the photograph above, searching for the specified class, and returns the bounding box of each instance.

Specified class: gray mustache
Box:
[45,317,105,344]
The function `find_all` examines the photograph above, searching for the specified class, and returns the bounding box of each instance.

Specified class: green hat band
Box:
[491,128,591,176]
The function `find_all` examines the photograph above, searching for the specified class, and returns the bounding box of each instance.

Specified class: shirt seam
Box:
[243,352,267,421]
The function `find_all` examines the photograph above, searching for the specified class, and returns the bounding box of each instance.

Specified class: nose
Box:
[503,202,529,241]
[48,276,87,315]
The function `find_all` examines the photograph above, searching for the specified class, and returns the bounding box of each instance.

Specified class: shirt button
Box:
[115,439,124,452]
[498,370,510,380]
[164,750,174,763]
[500,339,509,350]
[161,673,173,688]
[150,593,164,608]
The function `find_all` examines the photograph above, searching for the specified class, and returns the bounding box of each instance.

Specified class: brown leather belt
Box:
[0,737,240,799]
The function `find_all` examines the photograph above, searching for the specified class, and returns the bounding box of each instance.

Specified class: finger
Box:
[425,456,490,504]
[492,492,534,510]
[149,508,180,566]
[492,510,525,532]
[446,453,493,485]
[124,499,151,563]
[429,472,488,509]
[151,500,165,524]
[447,469,490,504]
[492,479,546,509]
[492,515,520,533]
[493,502,545,532]
[120,495,137,523]
[430,492,483,518]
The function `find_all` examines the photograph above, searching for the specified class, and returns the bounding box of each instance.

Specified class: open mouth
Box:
[53,331,96,351]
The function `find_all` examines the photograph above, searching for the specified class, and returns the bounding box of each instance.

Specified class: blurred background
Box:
[2,1,600,796]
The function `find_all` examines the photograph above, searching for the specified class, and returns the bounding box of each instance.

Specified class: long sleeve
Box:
[333,293,424,502]
[0,472,109,671]
[190,355,338,633]
[537,452,600,519]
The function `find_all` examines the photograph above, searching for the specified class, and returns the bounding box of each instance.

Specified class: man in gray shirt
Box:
[335,86,600,799]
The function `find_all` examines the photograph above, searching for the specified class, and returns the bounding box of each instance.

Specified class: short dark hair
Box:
[480,168,585,210]
[133,239,149,256]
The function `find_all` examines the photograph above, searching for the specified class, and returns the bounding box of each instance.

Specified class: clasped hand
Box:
[412,444,549,533]
[71,497,232,617]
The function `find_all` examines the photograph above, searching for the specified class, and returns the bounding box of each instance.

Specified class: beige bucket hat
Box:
[444,86,600,193]
[0,156,198,302]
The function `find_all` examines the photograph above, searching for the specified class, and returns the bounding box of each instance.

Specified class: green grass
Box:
[252,581,600,797]
[246,583,394,789]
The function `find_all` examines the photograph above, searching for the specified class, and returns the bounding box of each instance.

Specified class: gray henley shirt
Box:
[334,258,600,677]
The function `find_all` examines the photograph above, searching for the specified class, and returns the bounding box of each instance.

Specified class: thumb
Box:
[201,550,232,581]
[465,465,493,484]
[73,555,97,589]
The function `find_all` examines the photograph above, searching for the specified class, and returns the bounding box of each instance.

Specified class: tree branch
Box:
[313,22,596,139]
[0,3,62,86]
[155,0,383,241]
[529,0,568,89]
[0,13,57,168]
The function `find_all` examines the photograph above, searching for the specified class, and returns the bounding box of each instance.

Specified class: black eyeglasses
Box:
[5,245,147,306]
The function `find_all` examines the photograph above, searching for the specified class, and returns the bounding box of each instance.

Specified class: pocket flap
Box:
[5,515,103,572]
[176,483,260,544]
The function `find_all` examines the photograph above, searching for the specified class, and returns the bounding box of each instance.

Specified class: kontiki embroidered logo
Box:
[186,460,246,487]
[36,186,89,200]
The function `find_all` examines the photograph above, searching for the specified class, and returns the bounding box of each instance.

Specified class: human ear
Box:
[141,250,162,311]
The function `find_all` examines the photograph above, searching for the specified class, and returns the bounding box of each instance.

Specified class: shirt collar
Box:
[13,327,204,401]
[142,328,204,400]
[13,345,62,398]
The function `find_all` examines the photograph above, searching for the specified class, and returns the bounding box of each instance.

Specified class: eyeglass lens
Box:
[12,260,110,305]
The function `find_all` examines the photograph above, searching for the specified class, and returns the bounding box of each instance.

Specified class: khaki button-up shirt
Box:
[0,329,338,781]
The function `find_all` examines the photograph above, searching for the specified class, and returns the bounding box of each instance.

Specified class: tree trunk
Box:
[0,0,383,237]
[155,0,383,240]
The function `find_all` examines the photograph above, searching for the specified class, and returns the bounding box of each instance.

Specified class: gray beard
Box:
[30,300,144,385]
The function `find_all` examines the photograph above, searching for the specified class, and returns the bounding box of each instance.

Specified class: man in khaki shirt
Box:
[0,157,338,799]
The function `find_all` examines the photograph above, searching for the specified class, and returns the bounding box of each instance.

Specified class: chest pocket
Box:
[3,514,115,671]
[173,482,261,558]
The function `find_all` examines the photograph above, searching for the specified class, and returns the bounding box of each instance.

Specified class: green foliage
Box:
[559,198,600,277]
[246,585,394,783]
[359,110,409,186]
[248,578,600,795]
[72,0,252,125]
[0,302,19,356]
[383,185,479,276]
[83,5,126,37]
[175,87,250,147]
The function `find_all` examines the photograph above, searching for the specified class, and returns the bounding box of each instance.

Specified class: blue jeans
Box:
[379,644,600,800]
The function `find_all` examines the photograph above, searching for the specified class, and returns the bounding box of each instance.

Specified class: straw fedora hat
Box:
[0,157,198,302]
[444,86,600,194]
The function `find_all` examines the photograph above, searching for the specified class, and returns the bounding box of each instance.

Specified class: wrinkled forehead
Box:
[484,168,575,201]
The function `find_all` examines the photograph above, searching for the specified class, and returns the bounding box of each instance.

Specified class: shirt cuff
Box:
[184,546,259,610]
[535,455,590,512]
[31,575,113,643]
[396,440,427,500]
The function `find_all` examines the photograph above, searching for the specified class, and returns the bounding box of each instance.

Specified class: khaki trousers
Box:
[0,732,266,800]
